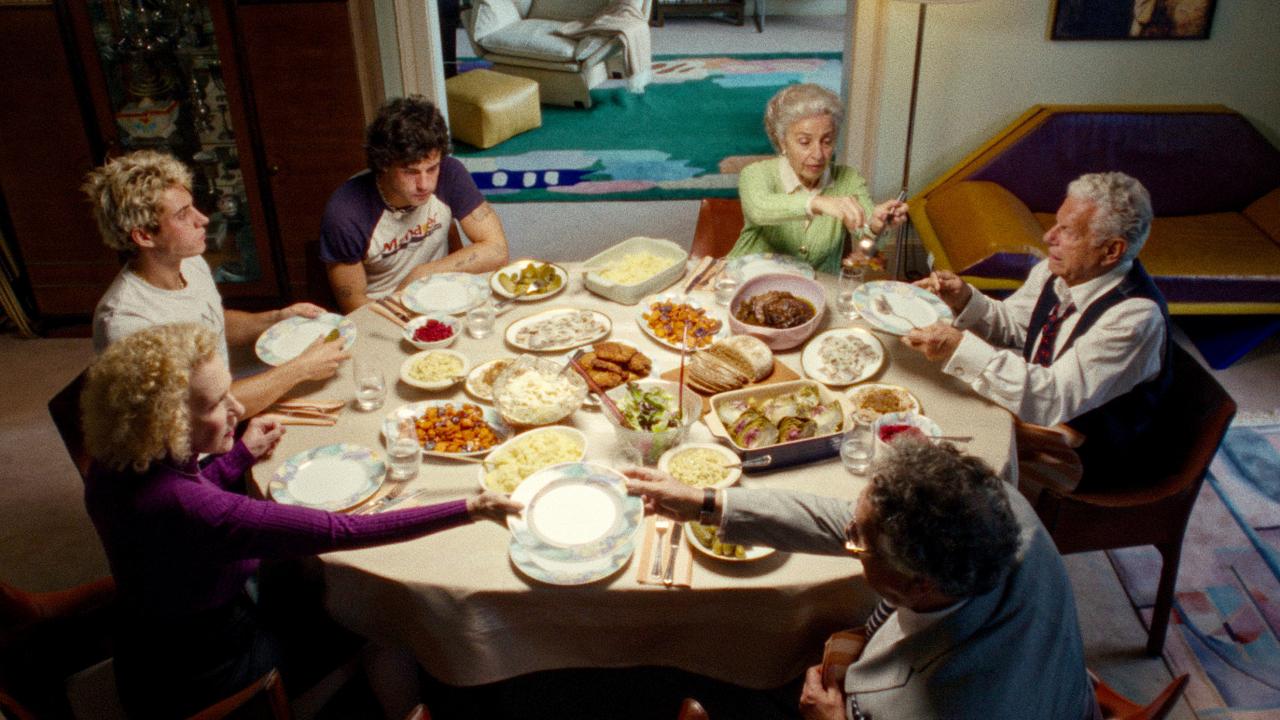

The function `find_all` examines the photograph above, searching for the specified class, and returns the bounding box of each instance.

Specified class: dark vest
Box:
[1023,260,1173,482]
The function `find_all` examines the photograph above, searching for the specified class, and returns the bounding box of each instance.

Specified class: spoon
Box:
[494,280,543,312]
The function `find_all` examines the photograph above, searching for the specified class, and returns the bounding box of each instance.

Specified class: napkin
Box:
[258,412,337,427]
[262,398,344,426]
[635,515,694,587]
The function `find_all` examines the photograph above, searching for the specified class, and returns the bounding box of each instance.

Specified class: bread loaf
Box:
[721,335,773,382]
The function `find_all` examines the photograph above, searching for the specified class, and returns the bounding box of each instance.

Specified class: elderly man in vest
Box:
[901,172,1171,496]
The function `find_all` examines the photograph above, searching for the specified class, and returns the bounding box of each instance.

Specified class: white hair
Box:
[763,84,843,154]
[1066,172,1153,262]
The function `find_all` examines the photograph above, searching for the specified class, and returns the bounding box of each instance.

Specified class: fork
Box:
[873,295,923,330]
[493,280,543,312]
[651,517,672,579]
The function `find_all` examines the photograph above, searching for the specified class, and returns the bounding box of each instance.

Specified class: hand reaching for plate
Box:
[243,416,285,459]
[467,491,524,524]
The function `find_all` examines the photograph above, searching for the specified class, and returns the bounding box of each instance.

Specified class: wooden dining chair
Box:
[677,697,710,720]
[1091,669,1189,720]
[47,369,91,481]
[1028,344,1236,655]
[690,198,744,259]
[403,703,431,720]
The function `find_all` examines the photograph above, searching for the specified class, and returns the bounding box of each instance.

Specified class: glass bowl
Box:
[604,379,703,466]
[491,355,588,428]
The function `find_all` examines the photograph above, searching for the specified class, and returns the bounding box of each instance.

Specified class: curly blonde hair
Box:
[82,150,193,255]
[763,83,844,154]
[82,324,219,472]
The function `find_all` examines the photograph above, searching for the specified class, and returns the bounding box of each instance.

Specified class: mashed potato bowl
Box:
[478,426,588,494]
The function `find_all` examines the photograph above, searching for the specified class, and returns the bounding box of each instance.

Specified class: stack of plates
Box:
[507,462,641,585]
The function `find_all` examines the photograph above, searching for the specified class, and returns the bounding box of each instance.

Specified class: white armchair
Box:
[462,0,653,109]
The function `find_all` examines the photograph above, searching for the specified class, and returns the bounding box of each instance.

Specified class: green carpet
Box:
[454,53,842,202]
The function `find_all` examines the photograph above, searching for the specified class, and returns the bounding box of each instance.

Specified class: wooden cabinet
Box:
[0,0,377,322]
[652,1,762,32]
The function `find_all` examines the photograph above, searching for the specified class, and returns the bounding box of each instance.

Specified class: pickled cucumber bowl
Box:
[490,259,568,302]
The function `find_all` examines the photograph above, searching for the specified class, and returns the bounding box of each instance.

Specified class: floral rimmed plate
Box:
[401,272,490,315]
[801,328,885,386]
[636,293,728,351]
[685,522,776,563]
[269,443,383,512]
[255,313,356,366]
[505,308,612,352]
[508,535,635,586]
[846,383,921,425]
[852,281,954,336]
[723,253,816,282]
[507,462,642,563]
[489,259,568,302]
[381,401,513,457]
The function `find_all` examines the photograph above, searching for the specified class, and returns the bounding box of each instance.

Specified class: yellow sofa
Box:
[909,105,1280,316]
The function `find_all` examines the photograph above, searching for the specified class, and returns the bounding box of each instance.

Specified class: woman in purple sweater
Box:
[81,323,520,718]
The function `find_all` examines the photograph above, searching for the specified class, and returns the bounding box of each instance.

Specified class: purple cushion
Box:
[969,112,1280,216]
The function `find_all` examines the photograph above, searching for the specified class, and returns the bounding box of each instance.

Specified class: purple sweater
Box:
[84,441,471,620]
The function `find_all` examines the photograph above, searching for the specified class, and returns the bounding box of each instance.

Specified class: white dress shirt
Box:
[777,157,832,225]
[942,259,1165,427]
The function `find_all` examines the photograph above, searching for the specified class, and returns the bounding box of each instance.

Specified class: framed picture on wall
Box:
[1049,0,1217,40]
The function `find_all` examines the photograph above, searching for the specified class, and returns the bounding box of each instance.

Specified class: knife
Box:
[663,523,683,586]
[363,488,430,514]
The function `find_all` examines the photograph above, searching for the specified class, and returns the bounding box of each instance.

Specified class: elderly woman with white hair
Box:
[81,323,520,718]
[728,83,908,274]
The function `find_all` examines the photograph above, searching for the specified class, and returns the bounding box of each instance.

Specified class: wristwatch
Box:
[698,488,718,526]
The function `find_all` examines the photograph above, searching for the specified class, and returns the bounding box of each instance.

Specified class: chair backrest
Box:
[677,698,710,720]
[188,669,290,720]
[1091,670,1189,720]
[403,704,430,720]
[48,370,91,481]
[1036,343,1236,554]
[690,198,744,259]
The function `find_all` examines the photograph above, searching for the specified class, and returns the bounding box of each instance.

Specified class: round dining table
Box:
[249,261,1015,690]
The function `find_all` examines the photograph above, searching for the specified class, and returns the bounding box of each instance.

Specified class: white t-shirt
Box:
[92,255,229,360]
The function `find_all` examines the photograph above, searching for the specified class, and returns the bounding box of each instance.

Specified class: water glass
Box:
[840,424,874,475]
[353,359,386,411]
[386,436,421,481]
[835,266,865,320]
[465,301,496,339]
[713,270,741,306]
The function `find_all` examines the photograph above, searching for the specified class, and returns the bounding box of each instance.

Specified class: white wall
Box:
[866,0,1280,198]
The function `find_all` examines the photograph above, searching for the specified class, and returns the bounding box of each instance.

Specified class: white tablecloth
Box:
[251,263,1014,688]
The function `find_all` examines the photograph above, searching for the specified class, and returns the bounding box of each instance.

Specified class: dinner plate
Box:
[846,383,922,425]
[399,349,469,391]
[684,522,776,563]
[801,328,885,386]
[255,313,356,366]
[381,401,512,457]
[269,443,383,512]
[724,253,816,282]
[478,426,588,494]
[852,281,954,336]
[401,272,490,315]
[489,259,568,302]
[505,308,612,352]
[464,357,517,402]
[636,293,728,351]
[507,462,642,563]
[657,443,742,489]
[508,535,635,586]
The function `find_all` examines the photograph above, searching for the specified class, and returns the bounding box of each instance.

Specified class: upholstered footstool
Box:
[445,69,541,149]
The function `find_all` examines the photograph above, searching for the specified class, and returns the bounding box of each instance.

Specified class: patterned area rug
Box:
[1109,417,1280,719]
[453,53,842,203]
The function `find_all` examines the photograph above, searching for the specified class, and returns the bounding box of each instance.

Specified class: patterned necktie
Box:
[1032,301,1076,367]
[864,599,895,638]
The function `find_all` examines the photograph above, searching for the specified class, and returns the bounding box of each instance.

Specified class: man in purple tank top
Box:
[320,95,509,312]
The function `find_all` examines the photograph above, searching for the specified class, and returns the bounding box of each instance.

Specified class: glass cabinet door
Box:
[84,0,262,286]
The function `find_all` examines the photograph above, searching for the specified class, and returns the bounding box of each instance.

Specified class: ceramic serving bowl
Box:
[728,272,826,351]
[399,349,469,391]
[403,313,461,350]
[871,411,943,459]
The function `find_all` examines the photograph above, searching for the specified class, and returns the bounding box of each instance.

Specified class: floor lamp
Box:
[891,0,979,280]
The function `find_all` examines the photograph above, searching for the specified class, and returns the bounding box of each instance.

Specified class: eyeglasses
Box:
[843,520,870,557]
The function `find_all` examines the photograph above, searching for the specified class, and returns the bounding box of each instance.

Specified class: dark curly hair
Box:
[868,441,1020,598]
[365,95,452,173]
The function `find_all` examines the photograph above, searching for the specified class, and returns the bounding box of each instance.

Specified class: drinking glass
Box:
[352,358,386,411]
[386,431,420,481]
[840,423,874,475]
[465,301,496,339]
[713,269,742,306]
[835,266,865,320]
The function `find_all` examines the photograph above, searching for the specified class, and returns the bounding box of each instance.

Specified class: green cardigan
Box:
[729,157,875,275]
